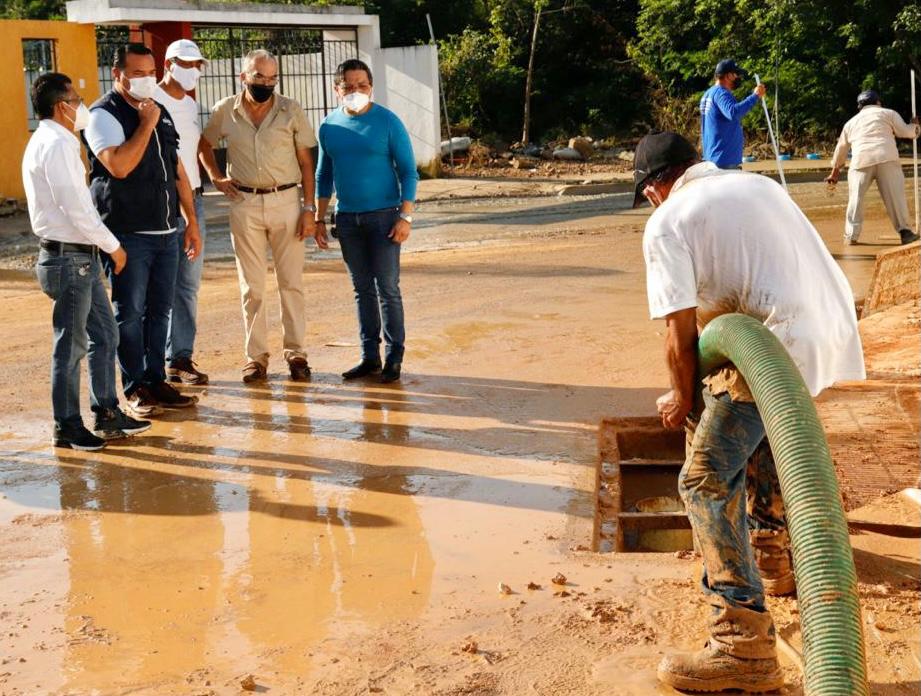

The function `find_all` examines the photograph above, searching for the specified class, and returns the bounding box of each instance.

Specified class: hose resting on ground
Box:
[697,313,868,695]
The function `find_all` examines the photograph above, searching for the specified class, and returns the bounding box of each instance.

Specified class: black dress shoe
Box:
[342,359,382,380]
[380,361,402,383]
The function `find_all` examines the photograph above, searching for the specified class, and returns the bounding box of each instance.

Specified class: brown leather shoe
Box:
[167,357,209,385]
[751,529,796,596]
[657,642,784,693]
[242,361,267,383]
[288,356,311,381]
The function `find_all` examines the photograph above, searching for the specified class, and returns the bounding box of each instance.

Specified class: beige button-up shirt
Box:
[203,92,317,188]
[831,105,920,170]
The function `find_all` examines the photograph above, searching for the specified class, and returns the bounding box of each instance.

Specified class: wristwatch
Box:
[399,212,414,224]
[302,203,317,213]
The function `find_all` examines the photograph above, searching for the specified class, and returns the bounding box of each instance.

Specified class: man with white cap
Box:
[156,38,211,385]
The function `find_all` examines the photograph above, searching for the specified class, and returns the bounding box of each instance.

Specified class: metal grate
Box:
[23,39,56,130]
[192,25,358,132]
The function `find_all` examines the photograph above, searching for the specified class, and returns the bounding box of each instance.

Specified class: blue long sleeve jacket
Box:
[699,84,760,168]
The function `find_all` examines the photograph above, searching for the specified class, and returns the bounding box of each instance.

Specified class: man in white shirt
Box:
[156,39,210,386]
[22,72,152,450]
[633,132,865,692]
[826,89,921,246]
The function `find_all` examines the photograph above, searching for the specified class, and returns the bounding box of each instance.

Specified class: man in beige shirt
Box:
[200,49,317,382]
[826,89,920,246]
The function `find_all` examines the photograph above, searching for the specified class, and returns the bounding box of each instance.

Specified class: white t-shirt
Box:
[643,162,865,396]
[154,86,202,189]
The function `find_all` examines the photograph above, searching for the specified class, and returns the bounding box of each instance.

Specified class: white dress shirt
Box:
[831,105,921,170]
[21,119,120,253]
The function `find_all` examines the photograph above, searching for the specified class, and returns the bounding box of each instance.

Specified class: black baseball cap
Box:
[632,132,699,208]
[857,89,880,109]
[715,59,747,78]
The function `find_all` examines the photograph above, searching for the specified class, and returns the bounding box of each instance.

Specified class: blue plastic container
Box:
[806,153,821,160]
[742,155,757,163]
[778,154,792,161]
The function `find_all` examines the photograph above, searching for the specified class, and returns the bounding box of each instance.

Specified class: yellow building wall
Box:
[0,20,98,200]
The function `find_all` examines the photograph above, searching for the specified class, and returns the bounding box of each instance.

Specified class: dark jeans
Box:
[104,231,179,396]
[336,207,405,364]
[36,248,119,427]
[167,194,207,362]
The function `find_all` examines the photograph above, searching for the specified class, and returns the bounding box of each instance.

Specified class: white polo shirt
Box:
[154,86,202,190]
[643,162,865,396]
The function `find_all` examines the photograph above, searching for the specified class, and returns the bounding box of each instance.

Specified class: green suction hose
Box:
[697,313,867,695]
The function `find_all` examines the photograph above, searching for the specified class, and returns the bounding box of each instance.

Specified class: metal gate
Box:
[192,25,358,130]
[94,25,358,130]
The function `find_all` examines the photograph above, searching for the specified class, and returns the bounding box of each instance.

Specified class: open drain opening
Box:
[594,417,693,553]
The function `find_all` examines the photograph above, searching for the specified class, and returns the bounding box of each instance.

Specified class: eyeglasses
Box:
[247,72,278,86]
[639,167,670,192]
[59,96,84,106]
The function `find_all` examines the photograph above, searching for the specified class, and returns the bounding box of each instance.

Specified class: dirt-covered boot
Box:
[751,529,796,596]
[657,641,784,693]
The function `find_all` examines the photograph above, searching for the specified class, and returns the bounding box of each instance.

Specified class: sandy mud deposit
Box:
[0,178,916,694]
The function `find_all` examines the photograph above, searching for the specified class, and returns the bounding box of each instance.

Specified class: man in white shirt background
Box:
[22,72,152,451]
[826,89,921,246]
[155,39,210,386]
[633,132,865,693]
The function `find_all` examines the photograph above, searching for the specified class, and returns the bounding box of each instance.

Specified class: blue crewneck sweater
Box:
[699,84,760,168]
[316,103,419,213]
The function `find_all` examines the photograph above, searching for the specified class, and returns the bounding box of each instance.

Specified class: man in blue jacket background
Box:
[700,59,766,169]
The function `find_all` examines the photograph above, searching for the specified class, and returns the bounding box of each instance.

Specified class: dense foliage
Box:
[3,0,919,144]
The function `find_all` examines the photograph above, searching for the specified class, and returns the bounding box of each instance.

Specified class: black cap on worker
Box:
[715,59,747,78]
[857,90,880,110]
[632,132,699,208]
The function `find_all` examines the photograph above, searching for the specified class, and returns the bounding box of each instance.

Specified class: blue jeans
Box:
[167,194,207,362]
[36,248,119,426]
[336,208,405,363]
[680,389,786,613]
[104,231,179,396]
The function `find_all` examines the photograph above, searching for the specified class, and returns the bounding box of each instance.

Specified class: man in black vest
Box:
[84,43,203,417]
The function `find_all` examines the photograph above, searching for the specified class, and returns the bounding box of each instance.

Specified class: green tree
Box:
[0,0,64,18]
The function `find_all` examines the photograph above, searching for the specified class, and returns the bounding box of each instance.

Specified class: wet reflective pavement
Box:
[0,365,655,692]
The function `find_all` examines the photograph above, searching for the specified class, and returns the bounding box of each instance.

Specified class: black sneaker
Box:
[148,381,198,409]
[899,229,920,245]
[93,407,152,440]
[53,423,106,451]
[167,357,209,385]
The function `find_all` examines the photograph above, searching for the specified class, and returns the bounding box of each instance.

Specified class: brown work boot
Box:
[657,641,784,693]
[125,385,163,418]
[751,529,796,596]
[242,360,267,384]
[288,356,312,381]
[167,357,209,385]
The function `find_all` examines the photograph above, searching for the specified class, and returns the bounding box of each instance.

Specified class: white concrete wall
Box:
[369,45,441,169]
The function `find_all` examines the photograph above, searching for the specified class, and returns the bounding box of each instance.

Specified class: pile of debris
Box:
[439,135,636,175]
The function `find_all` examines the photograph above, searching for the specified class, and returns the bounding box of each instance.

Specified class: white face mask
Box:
[126,76,158,100]
[170,64,200,92]
[64,102,91,131]
[342,91,371,113]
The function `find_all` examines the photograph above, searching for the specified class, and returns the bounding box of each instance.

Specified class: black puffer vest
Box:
[84,89,180,234]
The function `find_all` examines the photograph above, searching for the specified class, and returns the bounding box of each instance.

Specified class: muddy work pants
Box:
[679,388,785,658]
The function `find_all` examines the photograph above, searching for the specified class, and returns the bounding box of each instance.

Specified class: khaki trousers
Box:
[228,187,306,365]
[846,160,913,241]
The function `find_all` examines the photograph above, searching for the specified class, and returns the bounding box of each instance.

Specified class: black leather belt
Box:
[40,240,98,255]
[236,182,298,194]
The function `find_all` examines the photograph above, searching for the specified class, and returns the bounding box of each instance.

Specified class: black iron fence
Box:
[192,25,357,130]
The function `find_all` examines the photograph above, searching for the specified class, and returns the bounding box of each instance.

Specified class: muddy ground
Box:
[0,174,917,695]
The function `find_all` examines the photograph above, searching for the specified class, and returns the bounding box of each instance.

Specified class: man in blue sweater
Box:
[314,59,419,384]
[700,59,766,169]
